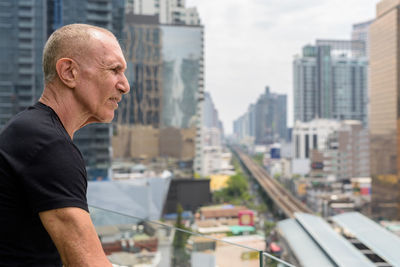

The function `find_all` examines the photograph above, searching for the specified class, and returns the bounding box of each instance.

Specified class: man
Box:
[0,24,130,266]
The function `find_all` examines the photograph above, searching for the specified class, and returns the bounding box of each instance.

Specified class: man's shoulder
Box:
[0,103,71,161]
[1,103,65,142]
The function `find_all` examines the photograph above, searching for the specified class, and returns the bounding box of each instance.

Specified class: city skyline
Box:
[186,0,379,133]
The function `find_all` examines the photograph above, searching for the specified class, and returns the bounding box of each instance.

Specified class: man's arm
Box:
[39,207,112,267]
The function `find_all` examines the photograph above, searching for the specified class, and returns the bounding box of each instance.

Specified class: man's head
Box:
[42,24,130,123]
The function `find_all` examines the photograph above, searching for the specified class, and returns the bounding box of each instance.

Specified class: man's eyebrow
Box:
[109,63,126,71]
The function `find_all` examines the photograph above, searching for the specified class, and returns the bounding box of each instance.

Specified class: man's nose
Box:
[118,74,130,94]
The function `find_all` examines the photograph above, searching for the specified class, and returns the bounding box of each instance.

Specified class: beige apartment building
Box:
[370,0,400,219]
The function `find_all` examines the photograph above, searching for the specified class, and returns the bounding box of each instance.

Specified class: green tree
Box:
[172,204,191,267]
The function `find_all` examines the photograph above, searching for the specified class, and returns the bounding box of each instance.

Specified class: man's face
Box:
[74,31,130,124]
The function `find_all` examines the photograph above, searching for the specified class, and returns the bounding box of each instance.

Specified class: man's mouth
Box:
[109,97,121,107]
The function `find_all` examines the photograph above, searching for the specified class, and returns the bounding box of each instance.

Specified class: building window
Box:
[313,134,317,149]
[305,134,309,158]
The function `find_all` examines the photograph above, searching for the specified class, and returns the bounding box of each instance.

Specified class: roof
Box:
[87,177,171,225]
[278,218,335,267]
[294,213,375,267]
[229,225,255,235]
[200,205,248,219]
[332,212,400,266]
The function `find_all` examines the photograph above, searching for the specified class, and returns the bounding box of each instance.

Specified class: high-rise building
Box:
[112,6,204,176]
[160,24,204,167]
[112,14,162,160]
[293,40,368,125]
[370,0,400,219]
[0,0,47,129]
[118,14,162,128]
[254,86,287,144]
[125,0,200,26]
[233,87,287,145]
[352,20,374,58]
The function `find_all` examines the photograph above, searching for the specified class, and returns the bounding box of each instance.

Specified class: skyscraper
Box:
[118,14,162,128]
[233,86,287,145]
[112,13,162,160]
[0,0,47,129]
[112,1,204,176]
[160,24,204,165]
[293,40,368,125]
[254,86,287,144]
[370,0,400,219]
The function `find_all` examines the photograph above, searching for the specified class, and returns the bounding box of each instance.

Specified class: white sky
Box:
[186,0,380,134]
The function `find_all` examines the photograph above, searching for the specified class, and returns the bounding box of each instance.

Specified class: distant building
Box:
[369,0,400,220]
[352,19,374,58]
[293,119,370,180]
[0,0,47,129]
[160,24,204,170]
[197,92,225,177]
[117,14,161,128]
[125,0,201,25]
[292,119,341,176]
[112,12,204,176]
[233,86,287,145]
[309,120,370,180]
[293,40,368,125]
[254,86,287,144]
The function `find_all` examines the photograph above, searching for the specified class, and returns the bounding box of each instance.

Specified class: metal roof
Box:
[332,212,400,267]
[294,213,375,267]
[278,218,335,267]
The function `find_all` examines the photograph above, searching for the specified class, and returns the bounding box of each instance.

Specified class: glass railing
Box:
[89,206,295,267]
[262,252,296,267]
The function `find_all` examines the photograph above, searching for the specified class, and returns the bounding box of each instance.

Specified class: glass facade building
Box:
[160,25,203,129]
[369,0,400,219]
[118,14,162,128]
[293,40,368,125]
[0,0,47,129]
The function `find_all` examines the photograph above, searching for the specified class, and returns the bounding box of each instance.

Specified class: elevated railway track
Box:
[233,148,312,218]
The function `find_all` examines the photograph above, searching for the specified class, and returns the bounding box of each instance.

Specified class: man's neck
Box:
[39,84,90,139]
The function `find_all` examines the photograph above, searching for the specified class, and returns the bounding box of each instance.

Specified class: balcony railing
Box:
[89,206,295,267]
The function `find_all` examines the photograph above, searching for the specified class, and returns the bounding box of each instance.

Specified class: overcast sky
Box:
[185,0,380,134]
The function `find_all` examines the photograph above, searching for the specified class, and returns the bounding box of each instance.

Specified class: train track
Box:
[234,148,312,218]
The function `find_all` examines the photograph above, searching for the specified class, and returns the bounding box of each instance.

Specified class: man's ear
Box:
[55,58,77,88]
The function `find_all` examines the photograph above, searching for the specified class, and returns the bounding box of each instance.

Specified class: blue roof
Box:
[278,219,335,267]
[332,212,400,267]
[295,213,375,267]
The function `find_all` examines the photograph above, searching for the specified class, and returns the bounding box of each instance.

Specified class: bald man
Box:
[0,24,130,266]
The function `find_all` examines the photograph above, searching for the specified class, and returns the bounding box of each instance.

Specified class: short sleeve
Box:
[20,139,88,213]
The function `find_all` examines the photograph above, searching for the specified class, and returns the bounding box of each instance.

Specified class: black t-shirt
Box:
[0,102,88,266]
